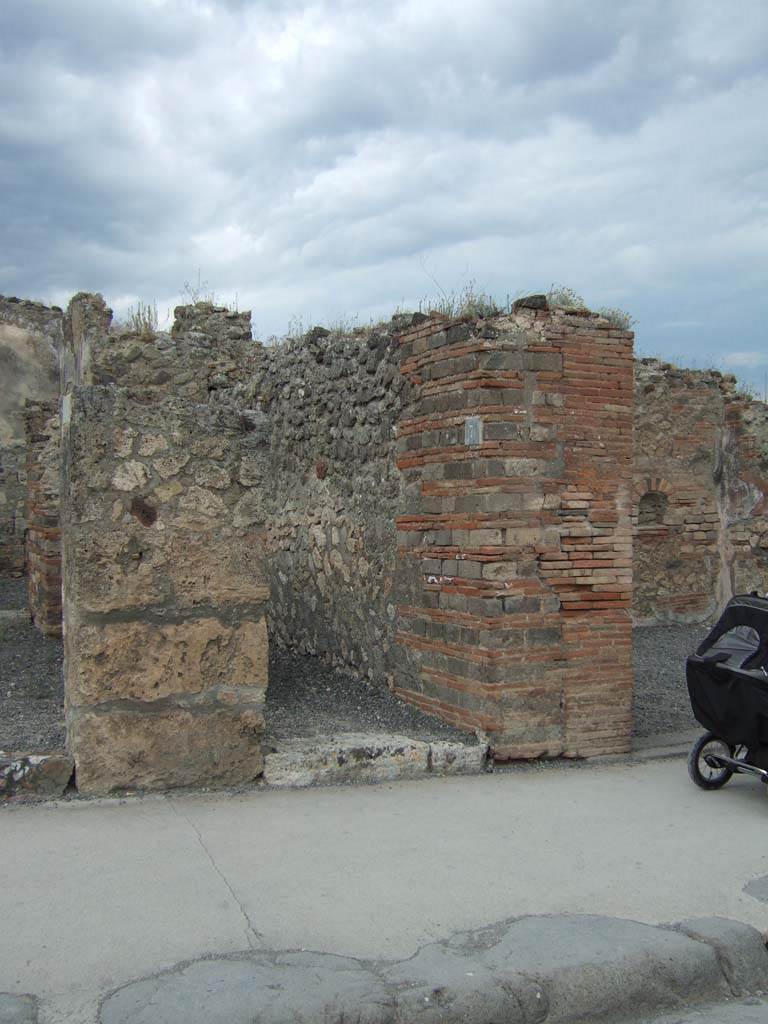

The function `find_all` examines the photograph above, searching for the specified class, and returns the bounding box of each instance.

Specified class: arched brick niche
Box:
[631,471,718,621]
[637,490,668,526]
[635,478,672,529]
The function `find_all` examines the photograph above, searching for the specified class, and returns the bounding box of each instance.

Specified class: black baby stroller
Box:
[686,593,768,790]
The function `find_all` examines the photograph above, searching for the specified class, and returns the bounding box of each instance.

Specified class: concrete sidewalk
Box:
[2,757,768,1022]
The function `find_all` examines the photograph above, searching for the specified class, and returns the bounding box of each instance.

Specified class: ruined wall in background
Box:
[633,361,768,622]
[0,297,62,575]
[24,401,62,635]
[247,322,414,688]
[633,363,727,621]
[61,301,270,794]
[0,442,26,576]
[724,392,768,594]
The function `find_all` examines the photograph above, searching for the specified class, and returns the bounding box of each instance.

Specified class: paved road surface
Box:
[633,996,768,1022]
[2,757,767,1023]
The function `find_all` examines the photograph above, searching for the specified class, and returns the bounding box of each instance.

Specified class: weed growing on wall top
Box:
[596,306,636,331]
[547,285,635,331]
[419,279,502,319]
[267,278,637,346]
[127,300,158,337]
[180,270,219,306]
[417,261,504,319]
[546,285,586,310]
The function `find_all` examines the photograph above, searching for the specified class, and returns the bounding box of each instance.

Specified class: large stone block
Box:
[67,511,268,614]
[264,734,430,787]
[67,617,268,705]
[69,707,264,794]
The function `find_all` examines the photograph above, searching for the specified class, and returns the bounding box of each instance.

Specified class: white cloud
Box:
[0,0,766,391]
[726,351,768,369]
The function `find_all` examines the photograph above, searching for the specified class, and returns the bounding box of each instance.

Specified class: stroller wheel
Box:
[688,733,734,790]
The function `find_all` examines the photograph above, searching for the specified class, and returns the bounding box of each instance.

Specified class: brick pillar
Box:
[393,304,634,758]
[61,387,269,794]
[541,313,634,757]
[24,400,62,636]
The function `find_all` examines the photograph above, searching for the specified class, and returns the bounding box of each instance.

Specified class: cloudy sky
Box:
[1,0,766,392]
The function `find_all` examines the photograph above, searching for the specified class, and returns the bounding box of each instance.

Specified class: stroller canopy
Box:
[687,594,768,751]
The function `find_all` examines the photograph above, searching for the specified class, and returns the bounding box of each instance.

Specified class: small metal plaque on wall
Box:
[464,416,483,447]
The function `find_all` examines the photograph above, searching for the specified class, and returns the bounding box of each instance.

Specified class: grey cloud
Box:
[0,0,766,395]
[0,0,205,67]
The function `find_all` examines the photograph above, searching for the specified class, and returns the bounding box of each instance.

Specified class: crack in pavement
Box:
[167,798,263,951]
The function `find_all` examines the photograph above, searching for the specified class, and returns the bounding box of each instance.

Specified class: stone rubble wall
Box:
[63,293,255,398]
[61,300,270,794]
[5,282,766,786]
[247,303,635,758]
[24,400,62,635]
[245,322,415,689]
[0,296,62,576]
[724,393,768,595]
[0,440,26,575]
[60,291,113,393]
[633,361,768,622]
[393,304,634,758]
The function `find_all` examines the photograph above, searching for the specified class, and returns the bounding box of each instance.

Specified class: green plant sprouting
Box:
[547,285,635,331]
[419,279,502,319]
[268,278,638,346]
[546,285,586,310]
[127,300,159,337]
[595,306,637,331]
[181,270,217,306]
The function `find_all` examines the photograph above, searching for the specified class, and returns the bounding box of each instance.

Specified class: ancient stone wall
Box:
[9,280,764,785]
[252,303,635,759]
[633,361,767,622]
[723,393,768,595]
[0,441,26,576]
[0,296,62,575]
[246,322,412,688]
[393,303,634,758]
[60,292,113,393]
[24,400,62,635]
[62,293,254,397]
[61,301,269,793]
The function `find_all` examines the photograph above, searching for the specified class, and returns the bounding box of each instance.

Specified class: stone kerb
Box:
[392,303,634,759]
[61,305,269,794]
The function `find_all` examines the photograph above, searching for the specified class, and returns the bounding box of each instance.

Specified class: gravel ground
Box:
[0,579,475,752]
[0,578,65,752]
[1,576,712,753]
[264,650,476,745]
[632,622,710,737]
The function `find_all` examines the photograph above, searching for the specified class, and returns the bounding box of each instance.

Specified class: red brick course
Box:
[393,309,634,760]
